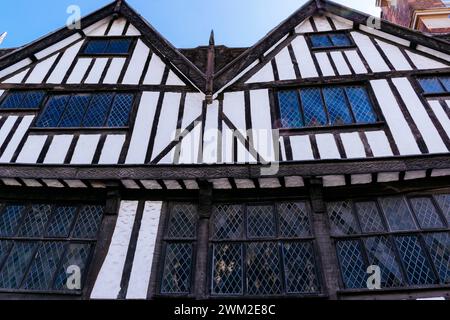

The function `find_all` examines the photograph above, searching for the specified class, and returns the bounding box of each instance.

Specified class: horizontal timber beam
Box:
[0,154,448,181]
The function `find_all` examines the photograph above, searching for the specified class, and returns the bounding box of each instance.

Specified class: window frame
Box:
[327,193,450,292]
[205,200,324,298]
[0,90,47,112]
[78,36,138,57]
[305,31,356,51]
[0,200,105,296]
[272,81,384,133]
[30,90,137,131]
[415,74,450,98]
[156,202,199,298]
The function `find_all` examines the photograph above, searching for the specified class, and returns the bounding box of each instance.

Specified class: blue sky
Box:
[0,0,380,49]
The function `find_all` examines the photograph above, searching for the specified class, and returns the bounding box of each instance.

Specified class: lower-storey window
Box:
[327,194,450,289]
[160,203,198,295]
[0,203,104,293]
[210,202,321,296]
[158,201,322,297]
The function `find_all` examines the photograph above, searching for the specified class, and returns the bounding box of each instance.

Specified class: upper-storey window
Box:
[328,194,450,290]
[277,85,377,129]
[309,33,353,49]
[35,92,134,128]
[81,38,133,55]
[0,91,46,110]
[0,202,104,293]
[418,76,450,94]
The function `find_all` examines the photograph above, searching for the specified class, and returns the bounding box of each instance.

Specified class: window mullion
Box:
[17,240,42,290]
[417,234,441,284]
[49,241,69,291]
[104,93,116,126]
[79,94,96,128]
[318,88,331,125]
[342,87,357,124]
[295,89,305,127]
[55,94,74,127]
[387,235,409,286]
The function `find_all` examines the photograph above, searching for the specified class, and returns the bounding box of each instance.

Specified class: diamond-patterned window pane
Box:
[212,204,244,240]
[22,241,66,290]
[310,35,332,48]
[300,88,328,126]
[364,237,404,288]
[82,93,113,127]
[418,78,445,94]
[0,242,37,289]
[434,194,450,225]
[345,87,376,123]
[53,243,92,291]
[247,205,276,239]
[35,96,70,127]
[84,40,109,54]
[71,205,103,239]
[58,95,91,127]
[17,204,52,238]
[167,204,197,239]
[0,205,26,237]
[354,201,386,233]
[0,240,13,267]
[379,197,417,231]
[107,94,133,127]
[278,90,303,128]
[21,91,46,108]
[441,77,450,92]
[0,92,26,109]
[46,207,78,238]
[246,242,282,295]
[409,197,445,230]
[323,87,353,125]
[424,232,450,284]
[161,243,193,294]
[336,240,367,289]
[105,39,132,54]
[283,242,320,293]
[278,202,312,238]
[0,91,45,109]
[212,243,243,295]
[327,201,360,236]
[330,34,352,47]
[394,235,436,285]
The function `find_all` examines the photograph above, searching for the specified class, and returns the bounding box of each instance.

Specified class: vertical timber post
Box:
[194,180,213,299]
[308,177,340,300]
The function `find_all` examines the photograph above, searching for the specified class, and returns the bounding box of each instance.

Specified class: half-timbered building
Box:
[0,0,449,300]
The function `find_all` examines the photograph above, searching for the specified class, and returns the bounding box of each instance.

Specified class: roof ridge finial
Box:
[315,0,323,9]
[209,30,215,46]
[114,0,124,13]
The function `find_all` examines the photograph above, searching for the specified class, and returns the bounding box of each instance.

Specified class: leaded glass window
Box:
[82,38,132,55]
[210,201,321,296]
[309,33,353,49]
[0,91,46,109]
[277,85,377,129]
[160,203,198,295]
[328,194,450,290]
[0,202,103,293]
[418,76,450,94]
[35,92,134,128]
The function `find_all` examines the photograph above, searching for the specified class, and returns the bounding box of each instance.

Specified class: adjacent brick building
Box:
[377,0,450,33]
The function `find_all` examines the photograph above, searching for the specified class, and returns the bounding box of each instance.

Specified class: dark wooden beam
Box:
[0,154,448,180]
